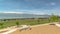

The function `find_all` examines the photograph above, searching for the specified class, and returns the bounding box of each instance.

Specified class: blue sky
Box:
[0,0,60,15]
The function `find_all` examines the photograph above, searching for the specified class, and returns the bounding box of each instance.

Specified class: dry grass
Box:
[10,25,60,34]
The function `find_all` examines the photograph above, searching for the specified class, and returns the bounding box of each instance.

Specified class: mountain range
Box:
[0,13,49,19]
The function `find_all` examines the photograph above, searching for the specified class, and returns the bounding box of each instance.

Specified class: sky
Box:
[0,0,60,15]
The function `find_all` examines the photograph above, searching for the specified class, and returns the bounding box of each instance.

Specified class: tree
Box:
[0,23,4,28]
[49,14,59,22]
[3,19,6,21]
[16,22,19,27]
[37,18,40,24]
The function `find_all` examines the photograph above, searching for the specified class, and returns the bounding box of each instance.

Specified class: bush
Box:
[49,14,59,22]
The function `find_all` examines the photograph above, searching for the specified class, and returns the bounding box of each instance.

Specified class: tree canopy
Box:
[49,14,59,22]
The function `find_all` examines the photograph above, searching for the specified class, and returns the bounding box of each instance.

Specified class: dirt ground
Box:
[10,25,60,34]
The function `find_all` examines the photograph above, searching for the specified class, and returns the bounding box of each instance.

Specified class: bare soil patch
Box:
[10,25,60,34]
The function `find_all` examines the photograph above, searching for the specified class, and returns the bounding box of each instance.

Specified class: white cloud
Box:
[0,11,46,15]
[26,10,47,15]
[0,11,24,14]
[0,9,58,15]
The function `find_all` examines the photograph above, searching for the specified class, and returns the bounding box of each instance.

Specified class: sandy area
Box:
[10,24,60,34]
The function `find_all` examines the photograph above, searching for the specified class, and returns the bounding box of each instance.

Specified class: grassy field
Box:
[0,18,59,29]
[0,18,50,29]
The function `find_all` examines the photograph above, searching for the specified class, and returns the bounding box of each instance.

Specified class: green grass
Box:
[0,18,59,29]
